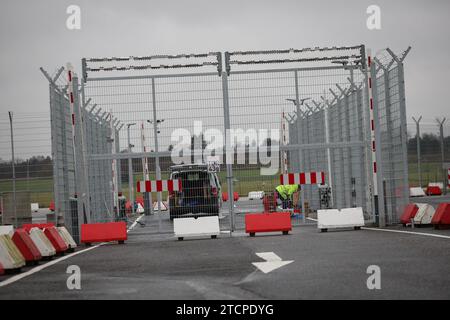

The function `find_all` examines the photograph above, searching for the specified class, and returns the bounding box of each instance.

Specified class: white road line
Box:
[0,215,144,288]
[127,214,145,233]
[0,244,101,288]
[308,217,450,239]
[362,227,450,239]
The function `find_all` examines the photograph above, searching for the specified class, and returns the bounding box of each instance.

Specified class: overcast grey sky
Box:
[1,0,449,159]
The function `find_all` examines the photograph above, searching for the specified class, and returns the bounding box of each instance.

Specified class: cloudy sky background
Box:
[0,0,449,158]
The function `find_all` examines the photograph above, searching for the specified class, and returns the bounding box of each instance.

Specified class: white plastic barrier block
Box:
[57,227,77,249]
[31,203,39,212]
[0,234,25,270]
[413,203,435,225]
[174,216,220,240]
[248,191,265,200]
[317,207,365,231]
[29,227,56,257]
[409,187,426,197]
[0,225,14,236]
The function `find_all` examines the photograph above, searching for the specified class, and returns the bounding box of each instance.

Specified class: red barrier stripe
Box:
[137,182,141,193]
[373,162,377,173]
[72,114,75,125]
[70,92,74,104]
[369,77,372,89]
[156,180,163,192]
[167,179,173,192]
[321,172,325,184]
[300,173,306,185]
[68,71,72,82]
[288,173,295,185]
[372,141,376,151]
[145,180,151,192]
[311,172,318,184]
[370,98,373,110]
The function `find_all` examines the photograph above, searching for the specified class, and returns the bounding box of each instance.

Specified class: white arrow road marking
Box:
[252,252,294,274]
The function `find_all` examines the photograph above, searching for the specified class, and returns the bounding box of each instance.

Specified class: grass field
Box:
[0,162,446,208]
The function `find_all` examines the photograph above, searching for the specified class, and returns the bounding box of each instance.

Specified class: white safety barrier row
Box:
[409,187,426,197]
[174,216,220,240]
[317,207,365,232]
[413,203,435,225]
[29,228,56,258]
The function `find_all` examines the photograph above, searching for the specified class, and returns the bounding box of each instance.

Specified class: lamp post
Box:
[147,118,164,231]
[127,123,136,213]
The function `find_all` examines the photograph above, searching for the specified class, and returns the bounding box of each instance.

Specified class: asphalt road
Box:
[1,195,449,299]
[1,217,449,299]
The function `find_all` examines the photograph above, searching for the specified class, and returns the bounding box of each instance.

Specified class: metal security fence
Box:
[37,45,411,236]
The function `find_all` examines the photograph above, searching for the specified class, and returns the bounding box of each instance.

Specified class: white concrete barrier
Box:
[413,203,435,225]
[0,234,26,270]
[29,227,56,258]
[317,207,365,232]
[174,216,220,240]
[0,225,14,236]
[31,203,39,212]
[248,191,265,200]
[57,227,77,249]
[409,187,426,197]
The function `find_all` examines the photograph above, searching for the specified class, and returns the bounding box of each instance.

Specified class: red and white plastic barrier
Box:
[400,203,419,226]
[431,203,450,229]
[0,225,14,236]
[137,179,182,193]
[29,227,56,259]
[280,172,325,185]
[0,234,26,271]
[12,229,42,265]
[413,203,436,225]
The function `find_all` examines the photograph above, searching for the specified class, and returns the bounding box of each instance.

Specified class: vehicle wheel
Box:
[249,232,255,237]
[354,226,361,230]
[320,228,327,233]
[118,240,125,244]
[282,231,289,235]
[211,235,217,239]
[178,237,184,241]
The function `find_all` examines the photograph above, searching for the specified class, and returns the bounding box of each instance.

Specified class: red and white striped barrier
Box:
[137,179,182,193]
[448,168,450,189]
[280,172,325,185]
[366,50,378,197]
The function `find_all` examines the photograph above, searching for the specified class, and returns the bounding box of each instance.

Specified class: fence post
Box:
[436,118,447,194]
[412,116,422,187]
[8,111,18,228]
[222,71,235,233]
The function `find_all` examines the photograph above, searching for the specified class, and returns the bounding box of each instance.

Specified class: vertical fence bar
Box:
[222,71,235,232]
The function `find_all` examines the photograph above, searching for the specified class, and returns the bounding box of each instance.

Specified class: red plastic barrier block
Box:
[81,222,127,245]
[44,227,68,253]
[22,223,55,233]
[245,212,292,236]
[49,200,55,212]
[222,192,229,202]
[12,229,42,263]
[400,204,419,225]
[222,192,239,202]
[426,186,442,196]
[0,261,4,275]
[431,203,450,226]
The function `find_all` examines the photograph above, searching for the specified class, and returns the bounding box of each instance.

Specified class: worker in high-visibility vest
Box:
[275,184,301,209]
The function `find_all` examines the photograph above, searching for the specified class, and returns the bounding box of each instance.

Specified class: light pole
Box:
[8,111,18,228]
[127,123,136,213]
[147,118,164,231]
